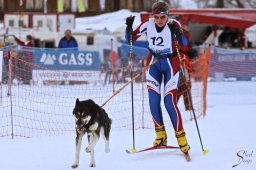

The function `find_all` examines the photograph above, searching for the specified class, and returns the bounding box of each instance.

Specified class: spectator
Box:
[103,59,112,85]
[177,22,197,111]
[58,29,78,48]
[13,35,34,84]
[14,35,34,47]
[219,27,232,48]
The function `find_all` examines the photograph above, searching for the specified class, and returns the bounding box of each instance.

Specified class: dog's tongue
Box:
[76,127,83,132]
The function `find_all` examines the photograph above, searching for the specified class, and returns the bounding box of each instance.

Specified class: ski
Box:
[126,145,179,154]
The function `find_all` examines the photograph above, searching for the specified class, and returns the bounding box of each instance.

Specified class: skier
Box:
[125,1,190,156]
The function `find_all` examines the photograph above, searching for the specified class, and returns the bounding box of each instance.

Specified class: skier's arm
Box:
[168,20,188,46]
[125,16,148,43]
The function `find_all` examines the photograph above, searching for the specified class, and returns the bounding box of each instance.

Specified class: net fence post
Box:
[7,46,14,139]
[0,50,3,105]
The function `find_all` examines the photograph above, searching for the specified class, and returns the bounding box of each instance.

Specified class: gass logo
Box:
[40,53,56,65]
[232,150,253,168]
[40,52,93,66]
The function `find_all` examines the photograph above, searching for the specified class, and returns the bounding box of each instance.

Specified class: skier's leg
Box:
[146,59,167,146]
[163,57,190,153]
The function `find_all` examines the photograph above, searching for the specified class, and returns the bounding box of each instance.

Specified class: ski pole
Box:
[174,34,208,155]
[129,25,137,153]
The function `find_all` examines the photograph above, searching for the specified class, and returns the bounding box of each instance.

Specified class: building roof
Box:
[141,9,256,29]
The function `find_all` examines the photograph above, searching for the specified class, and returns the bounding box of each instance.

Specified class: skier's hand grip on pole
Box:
[125,16,135,29]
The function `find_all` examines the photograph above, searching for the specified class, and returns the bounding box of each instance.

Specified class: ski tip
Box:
[203,149,209,155]
[126,148,137,154]
[126,150,131,154]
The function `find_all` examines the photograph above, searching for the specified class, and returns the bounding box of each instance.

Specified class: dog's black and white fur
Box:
[71,98,112,168]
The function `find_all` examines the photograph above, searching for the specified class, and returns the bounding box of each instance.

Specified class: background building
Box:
[0,0,157,20]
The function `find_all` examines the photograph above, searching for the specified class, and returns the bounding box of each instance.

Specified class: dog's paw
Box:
[85,146,92,153]
[89,162,96,167]
[71,164,78,169]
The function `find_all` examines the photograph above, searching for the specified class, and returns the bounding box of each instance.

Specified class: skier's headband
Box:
[152,9,169,15]
[152,1,169,16]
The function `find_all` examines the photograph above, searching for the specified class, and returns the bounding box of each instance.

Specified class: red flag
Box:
[109,51,119,65]
[19,0,23,6]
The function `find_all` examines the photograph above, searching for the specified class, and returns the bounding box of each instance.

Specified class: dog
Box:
[71,98,112,168]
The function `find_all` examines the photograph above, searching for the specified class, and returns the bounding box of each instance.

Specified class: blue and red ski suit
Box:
[126,18,188,131]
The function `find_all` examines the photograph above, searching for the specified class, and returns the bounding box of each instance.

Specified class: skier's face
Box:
[154,14,168,27]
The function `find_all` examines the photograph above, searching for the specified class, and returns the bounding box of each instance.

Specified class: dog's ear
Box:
[76,98,80,106]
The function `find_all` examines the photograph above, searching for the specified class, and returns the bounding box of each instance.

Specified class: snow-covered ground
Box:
[0,81,255,170]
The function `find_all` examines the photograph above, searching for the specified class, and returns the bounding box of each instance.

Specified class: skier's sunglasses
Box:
[154,15,167,20]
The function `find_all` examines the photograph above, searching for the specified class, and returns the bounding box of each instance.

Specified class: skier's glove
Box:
[125,16,135,29]
[168,23,183,36]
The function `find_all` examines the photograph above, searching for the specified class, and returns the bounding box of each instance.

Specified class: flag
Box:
[71,0,77,12]
[84,0,88,10]
[77,0,85,13]
[57,0,64,13]
[19,0,23,6]
[109,51,119,65]
[99,0,105,10]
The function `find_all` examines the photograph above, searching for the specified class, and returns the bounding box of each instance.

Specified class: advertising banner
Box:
[32,50,101,82]
[209,47,256,79]
[33,50,100,70]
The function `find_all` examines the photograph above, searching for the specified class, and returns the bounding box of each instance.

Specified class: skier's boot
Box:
[175,129,190,153]
[153,125,167,146]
